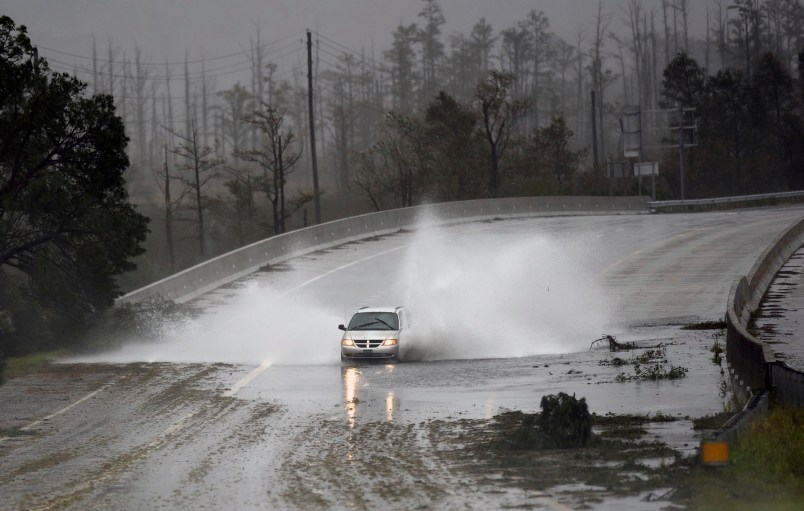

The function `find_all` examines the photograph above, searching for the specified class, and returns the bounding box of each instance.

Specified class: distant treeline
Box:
[38,0,803,289]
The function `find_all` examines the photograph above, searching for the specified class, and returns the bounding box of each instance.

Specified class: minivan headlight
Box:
[341,338,355,347]
[383,339,398,346]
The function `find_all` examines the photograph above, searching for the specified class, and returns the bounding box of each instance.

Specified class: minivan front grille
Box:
[355,340,383,348]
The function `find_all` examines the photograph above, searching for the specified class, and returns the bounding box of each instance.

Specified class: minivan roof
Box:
[356,306,405,313]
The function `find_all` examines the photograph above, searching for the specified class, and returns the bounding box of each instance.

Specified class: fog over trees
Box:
[5,0,804,276]
[2,1,804,362]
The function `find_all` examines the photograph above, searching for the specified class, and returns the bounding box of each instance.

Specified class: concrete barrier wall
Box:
[725,216,804,403]
[119,196,648,304]
[649,190,804,213]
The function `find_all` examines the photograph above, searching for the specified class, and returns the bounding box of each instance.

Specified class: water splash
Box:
[76,218,614,365]
[398,224,614,361]
[75,283,341,365]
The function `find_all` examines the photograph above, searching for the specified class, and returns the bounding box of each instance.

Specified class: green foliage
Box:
[677,407,804,510]
[661,51,804,197]
[538,392,592,448]
[352,85,591,209]
[710,335,724,366]
[730,406,804,482]
[0,16,148,355]
[613,349,688,382]
[527,115,587,194]
[661,52,707,108]
[2,350,64,378]
[0,272,54,356]
[423,91,486,200]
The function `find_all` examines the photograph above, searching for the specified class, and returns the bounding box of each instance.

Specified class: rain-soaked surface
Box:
[2,205,804,510]
[751,247,804,371]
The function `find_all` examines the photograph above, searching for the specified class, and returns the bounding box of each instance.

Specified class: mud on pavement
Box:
[0,357,723,510]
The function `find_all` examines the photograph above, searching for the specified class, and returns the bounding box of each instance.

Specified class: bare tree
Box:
[500,22,532,101]
[470,18,497,74]
[105,37,118,96]
[240,105,303,234]
[417,0,446,105]
[526,10,552,131]
[322,53,362,190]
[218,83,253,161]
[153,144,193,272]
[590,1,612,156]
[167,119,221,258]
[573,28,587,143]
[385,23,419,113]
[662,0,672,65]
[473,70,527,196]
[222,163,258,245]
[675,0,691,52]
[130,45,152,167]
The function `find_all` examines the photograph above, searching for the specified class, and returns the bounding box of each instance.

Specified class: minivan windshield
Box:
[347,312,399,331]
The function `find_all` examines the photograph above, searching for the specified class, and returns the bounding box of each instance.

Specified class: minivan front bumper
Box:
[341,345,399,360]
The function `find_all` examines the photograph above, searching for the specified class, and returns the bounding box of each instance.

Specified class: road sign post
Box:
[634,162,659,200]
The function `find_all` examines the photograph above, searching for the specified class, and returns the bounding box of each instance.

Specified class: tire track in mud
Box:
[275,415,449,510]
[0,363,279,510]
[273,413,575,510]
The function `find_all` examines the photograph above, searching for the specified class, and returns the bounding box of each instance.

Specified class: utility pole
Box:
[307,30,321,224]
[678,103,686,200]
[279,134,285,233]
[591,90,599,170]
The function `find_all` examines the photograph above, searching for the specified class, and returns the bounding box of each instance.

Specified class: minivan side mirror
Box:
[338,324,346,331]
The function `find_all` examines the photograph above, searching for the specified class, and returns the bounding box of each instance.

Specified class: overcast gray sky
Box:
[5,0,708,64]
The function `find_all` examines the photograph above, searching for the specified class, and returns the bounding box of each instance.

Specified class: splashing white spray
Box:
[78,217,614,365]
[79,284,342,365]
[397,224,614,360]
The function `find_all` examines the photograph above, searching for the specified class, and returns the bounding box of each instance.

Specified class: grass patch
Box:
[730,406,804,481]
[692,410,732,430]
[0,427,37,438]
[4,350,66,378]
[673,406,804,510]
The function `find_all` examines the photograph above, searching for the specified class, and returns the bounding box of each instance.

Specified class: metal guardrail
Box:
[725,216,804,402]
[649,190,804,211]
[701,392,770,465]
[702,212,804,464]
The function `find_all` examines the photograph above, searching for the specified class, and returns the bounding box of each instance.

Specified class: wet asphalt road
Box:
[2,205,804,510]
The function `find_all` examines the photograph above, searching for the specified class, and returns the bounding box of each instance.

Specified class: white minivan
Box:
[339,306,409,362]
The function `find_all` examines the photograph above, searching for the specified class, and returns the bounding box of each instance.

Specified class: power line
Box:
[313,31,388,70]
[36,31,304,67]
[45,45,305,83]
[46,55,253,80]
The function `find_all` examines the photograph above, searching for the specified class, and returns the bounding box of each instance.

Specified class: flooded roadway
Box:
[2,205,804,510]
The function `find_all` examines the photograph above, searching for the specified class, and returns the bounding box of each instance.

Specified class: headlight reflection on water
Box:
[342,367,360,429]
[341,364,397,428]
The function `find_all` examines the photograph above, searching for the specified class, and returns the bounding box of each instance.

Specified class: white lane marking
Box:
[0,380,116,445]
[223,360,272,397]
[285,245,405,294]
